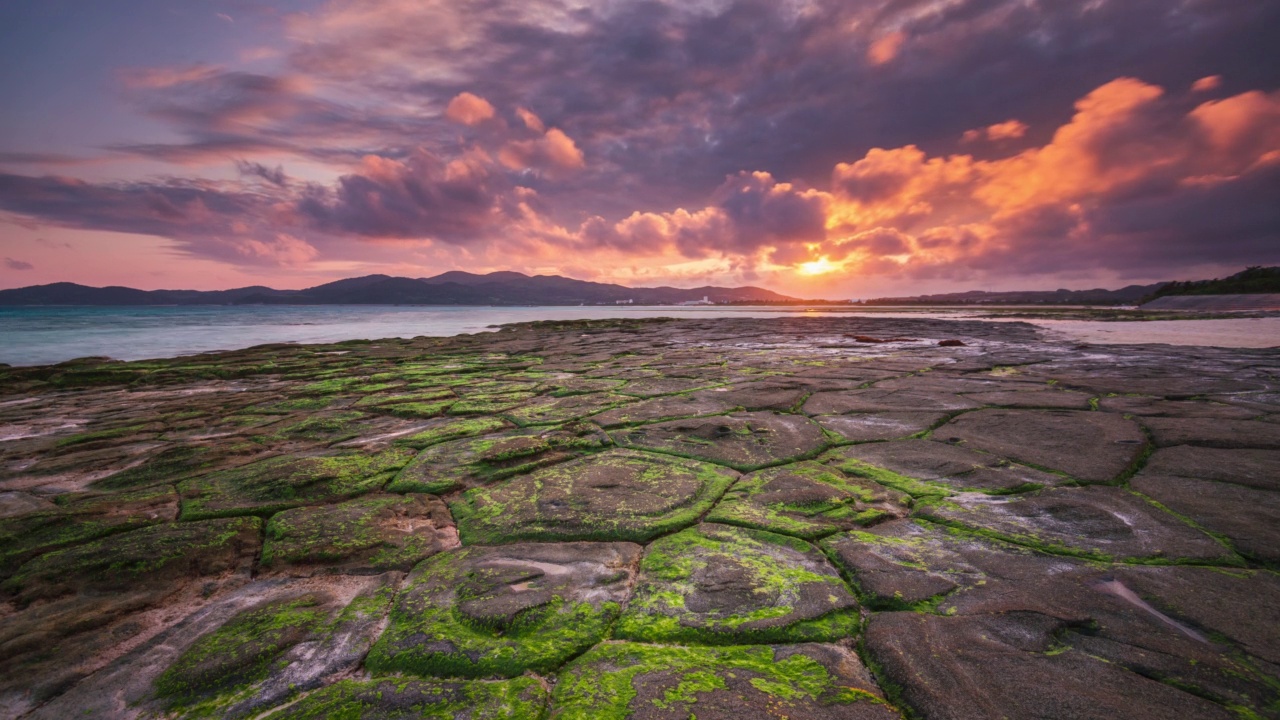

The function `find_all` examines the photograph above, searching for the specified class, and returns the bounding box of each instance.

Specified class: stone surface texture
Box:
[0,315,1276,719]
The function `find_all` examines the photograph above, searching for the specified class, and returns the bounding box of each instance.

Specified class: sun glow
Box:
[796,256,839,276]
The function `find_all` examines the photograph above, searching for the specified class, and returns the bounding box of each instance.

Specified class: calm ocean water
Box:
[3,305,1275,366]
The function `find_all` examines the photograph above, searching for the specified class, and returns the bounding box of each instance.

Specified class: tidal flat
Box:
[0,316,1277,719]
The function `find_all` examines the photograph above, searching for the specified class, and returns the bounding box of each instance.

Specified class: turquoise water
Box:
[0,305,836,366]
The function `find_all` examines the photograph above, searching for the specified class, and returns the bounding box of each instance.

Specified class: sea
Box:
[2,305,1276,367]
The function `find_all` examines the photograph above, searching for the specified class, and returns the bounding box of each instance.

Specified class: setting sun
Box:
[797,257,839,276]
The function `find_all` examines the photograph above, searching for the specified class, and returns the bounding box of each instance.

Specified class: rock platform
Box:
[0,316,1277,719]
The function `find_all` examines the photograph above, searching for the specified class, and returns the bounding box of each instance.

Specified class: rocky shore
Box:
[1,316,1277,719]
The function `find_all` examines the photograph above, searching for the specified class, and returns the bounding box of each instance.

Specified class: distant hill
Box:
[1138,266,1280,304]
[0,273,797,306]
[863,284,1163,306]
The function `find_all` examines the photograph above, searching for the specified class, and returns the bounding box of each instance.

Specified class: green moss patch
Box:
[612,411,830,471]
[549,642,897,719]
[395,416,512,449]
[705,460,909,539]
[449,448,737,544]
[178,449,415,520]
[614,522,859,645]
[262,494,456,574]
[366,541,639,678]
[505,392,634,426]
[264,676,547,719]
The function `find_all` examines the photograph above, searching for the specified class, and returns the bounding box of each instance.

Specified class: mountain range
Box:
[0,272,797,306]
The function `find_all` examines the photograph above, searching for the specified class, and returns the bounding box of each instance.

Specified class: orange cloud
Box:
[445,92,496,125]
[867,31,905,66]
[1192,75,1223,93]
[499,127,585,171]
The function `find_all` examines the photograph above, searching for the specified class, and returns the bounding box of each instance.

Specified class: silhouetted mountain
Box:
[864,284,1165,306]
[0,273,796,306]
[1139,266,1280,304]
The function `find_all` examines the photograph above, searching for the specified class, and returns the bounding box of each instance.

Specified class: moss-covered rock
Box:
[615,522,859,644]
[262,493,456,574]
[395,416,512,448]
[705,460,908,539]
[612,411,830,471]
[263,676,548,719]
[366,541,639,678]
[549,642,900,719]
[450,448,737,544]
[505,392,634,425]
[177,449,415,520]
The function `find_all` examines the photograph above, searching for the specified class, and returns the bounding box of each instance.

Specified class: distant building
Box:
[678,295,714,306]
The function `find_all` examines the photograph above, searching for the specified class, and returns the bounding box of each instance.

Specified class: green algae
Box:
[614,523,859,645]
[262,494,451,572]
[550,642,891,719]
[395,416,511,448]
[449,449,737,544]
[178,449,415,520]
[264,676,547,719]
[822,453,950,499]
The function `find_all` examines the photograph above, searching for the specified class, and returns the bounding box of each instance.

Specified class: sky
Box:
[1,0,1278,298]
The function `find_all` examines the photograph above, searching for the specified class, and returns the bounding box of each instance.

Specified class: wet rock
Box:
[0,490,55,518]
[1097,395,1263,418]
[262,494,458,574]
[1141,445,1280,491]
[936,409,1146,482]
[961,388,1094,409]
[388,423,606,494]
[938,339,967,347]
[705,461,908,538]
[177,448,415,520]
[816,412,948,443]
[824,439,1068,494]
[263,676,548,719]
[1142,416,1280,449]
[613,411,829,470]
[695,381,809,412]
[450,449,737,544]
[803,389,979,415]
[918,486,1234,562]
[393,415,512,449]
[619,377,723,397]
[366,541,638,678]
[589,392,739,427]
[1130,474,1280,563]
[615,523,858,644]
[551,642,899,719]
[866,611,1236,720]
[505,392,634,425]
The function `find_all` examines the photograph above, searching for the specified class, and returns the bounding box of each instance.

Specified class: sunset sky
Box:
[1,0,1278,297]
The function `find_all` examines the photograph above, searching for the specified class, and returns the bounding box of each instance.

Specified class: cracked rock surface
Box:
[0,315,1277,719]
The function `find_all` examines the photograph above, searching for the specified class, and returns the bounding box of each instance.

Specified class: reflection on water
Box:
[1,305,1274,366]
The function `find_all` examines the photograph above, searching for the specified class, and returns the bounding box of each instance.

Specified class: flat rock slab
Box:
[262,493,458,574]
[589,393,739,427]
[1097,396,1263,419]
[264,676,548,719]
[144,576,395,718]
[919,486,1233,562]
[705,460,909,538]
[936,409,1146,482]
[1142,417,1280,449]
[960,388,1094,409]
[366,541,639,678]
[387,424,606,494]
[551,642,900,720]
[394,416,512,448]
[450,449,737,544]
[1130,474,1280,563]
[803,389,979,415]
[695,382,809,411]
[0,484,177,579]
[825,439,1067,494]
[613,411,829,470]
[816,412,947,443]
[616,523,858,644]
[505,393,634,425]
[619,377,722,397]
[177,449,415,520]
[1141,445,1280,491]
[866,611,1236,720]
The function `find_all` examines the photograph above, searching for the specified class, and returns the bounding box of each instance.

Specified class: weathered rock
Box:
[705,461,908,538]
[262,494,457,574]
[616,523,858,644]
[824,439,1068,494]
[387,423,606,494]
[815,411,947,443]
[177,449,414,520]
[366,542,638,678]
[1130,474,1280,563]
[1141,444,1280,491]
[935,409,1146,482]
[505,392,634,425]
[393,416,512,448]
[551,642,899,719]
[613,411,829,470]
[866,611,1236,720]
[961,388,1094,409]
[589,392,739,427]
[619,377,723,397]
[918,486,1234,562]
[262,676,548,719]
[695,381,809,411]
[803,389,979,415]
[1142,416,1280,448]
[450,448,737,544]
[1097,395,1262,418]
